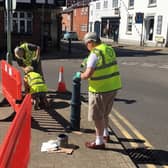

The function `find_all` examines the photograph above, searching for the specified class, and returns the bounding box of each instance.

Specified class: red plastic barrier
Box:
[0,94,32,168]
[1,60,22,111]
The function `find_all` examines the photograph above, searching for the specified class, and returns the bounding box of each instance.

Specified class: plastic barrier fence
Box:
[1,60,22,111]
[0,94,32,168]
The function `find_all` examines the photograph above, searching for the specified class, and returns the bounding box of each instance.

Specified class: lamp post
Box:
[6,0,12,64]
[5,0,16,64]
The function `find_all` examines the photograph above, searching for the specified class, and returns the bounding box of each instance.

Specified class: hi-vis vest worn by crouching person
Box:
[25,72,48,94]
[19,43,37,66]
[88,43,122,93]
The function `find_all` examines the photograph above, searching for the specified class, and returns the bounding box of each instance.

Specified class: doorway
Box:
[145,16,154,41]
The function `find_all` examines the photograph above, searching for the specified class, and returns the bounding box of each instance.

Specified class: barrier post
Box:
[0,94,32,168]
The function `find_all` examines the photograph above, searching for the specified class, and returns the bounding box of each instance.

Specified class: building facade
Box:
[0,0,65,54]
[62,1,89,40]
[89,0,168,47]
[89,0,120,43]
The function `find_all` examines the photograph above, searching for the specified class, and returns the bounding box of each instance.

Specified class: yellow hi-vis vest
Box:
[25,72,48,94]
[20,43,36,66]
[88,43,122,93]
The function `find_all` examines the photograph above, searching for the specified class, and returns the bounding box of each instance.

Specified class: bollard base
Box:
[66,125,80,132]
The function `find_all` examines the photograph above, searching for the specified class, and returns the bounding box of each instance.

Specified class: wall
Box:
[73,6,88,40]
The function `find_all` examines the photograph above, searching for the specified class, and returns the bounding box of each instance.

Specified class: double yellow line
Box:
[110,108,168,168]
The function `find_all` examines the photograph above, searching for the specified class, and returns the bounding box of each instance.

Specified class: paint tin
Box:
[57,134,68,147]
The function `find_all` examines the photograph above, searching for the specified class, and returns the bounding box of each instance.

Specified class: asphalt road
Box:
[9,42,168,168]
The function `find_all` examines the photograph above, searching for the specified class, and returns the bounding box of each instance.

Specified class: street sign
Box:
[135,12,144,24]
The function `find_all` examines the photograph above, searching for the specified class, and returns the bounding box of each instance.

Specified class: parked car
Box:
[63,31,78,40]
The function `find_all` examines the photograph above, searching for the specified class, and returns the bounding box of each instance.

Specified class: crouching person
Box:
[24,66,49,110]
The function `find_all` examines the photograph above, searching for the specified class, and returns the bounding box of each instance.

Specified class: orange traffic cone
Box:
[57,66,66,93]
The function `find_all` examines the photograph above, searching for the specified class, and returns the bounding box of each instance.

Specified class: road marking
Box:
[121,62,139,66]
[159,65,168,69]
[113,108,153,148]
[112,108,168,168]
[121,61,168,70]
[82,102,168,168]
[109,113,139,148]
[141,63,156,67]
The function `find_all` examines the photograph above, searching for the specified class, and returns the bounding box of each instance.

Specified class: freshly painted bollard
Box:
[70,78,81,131]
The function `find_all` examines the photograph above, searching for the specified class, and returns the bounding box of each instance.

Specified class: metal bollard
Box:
[70,79,81,131]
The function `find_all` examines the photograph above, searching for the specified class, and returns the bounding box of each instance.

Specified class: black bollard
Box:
[70,78,81,131]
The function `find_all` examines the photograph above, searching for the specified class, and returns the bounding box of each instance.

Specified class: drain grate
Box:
[126,147,158,164]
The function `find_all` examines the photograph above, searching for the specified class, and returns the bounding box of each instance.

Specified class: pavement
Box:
[1,41,167,168]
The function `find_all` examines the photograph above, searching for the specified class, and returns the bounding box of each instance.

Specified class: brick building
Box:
[62,1,90,40]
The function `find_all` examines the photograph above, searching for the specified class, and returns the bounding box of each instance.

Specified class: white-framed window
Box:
[103,0,108,8]
[11,11,33,34]
[89,22,93,32]
[36,0,45,3]
[148,0,157,7]
[112,0,118,8]
[149,0,156,4]
[91,10,93,16]
[17,0,31,2]
[156,15,163,35]
[80,24,87,32]
[81,7,88,15]
[96,2,100,9]
[47,0,54,4]
[128,0,134,8]
[126,15,133,33]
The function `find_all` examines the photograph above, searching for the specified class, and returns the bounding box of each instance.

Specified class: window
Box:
[81,7,88,15]
[12,11,33,34]
[128,0,134,8]
[112,0,118,8]
[89,22,93,32]
[91,10,93,16]
[156,15,163,34]
[103,0,108,8]
[149,0,156,4]
[80,24,87,32]
[148,0,156,6]
[127,15,133,33]
[96,2,100,9]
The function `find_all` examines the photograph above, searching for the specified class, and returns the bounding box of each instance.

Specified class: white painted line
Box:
[141,63,156,67]
[121,62,139,66]
[159,65,168,69]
